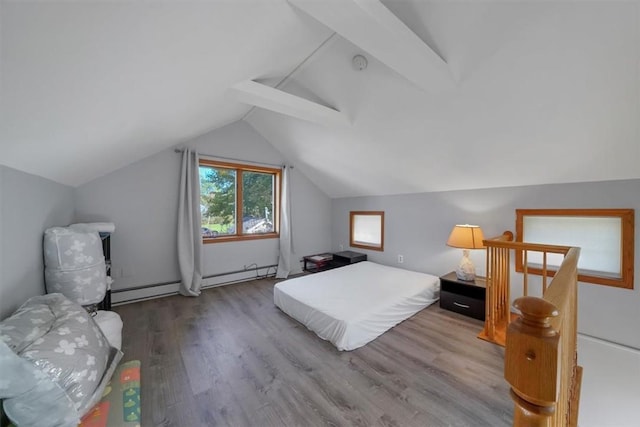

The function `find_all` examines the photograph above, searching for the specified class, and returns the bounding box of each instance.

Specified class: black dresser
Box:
[332,250,367,266]
[439,272,486,321]
[302,250,367,273]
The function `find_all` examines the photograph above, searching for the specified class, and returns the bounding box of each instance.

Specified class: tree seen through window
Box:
[199,160,279,240]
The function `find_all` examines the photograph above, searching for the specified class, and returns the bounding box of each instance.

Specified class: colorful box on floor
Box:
[80,360,141,427]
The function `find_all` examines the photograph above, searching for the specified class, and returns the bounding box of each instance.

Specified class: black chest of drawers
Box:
[439,272,486,321]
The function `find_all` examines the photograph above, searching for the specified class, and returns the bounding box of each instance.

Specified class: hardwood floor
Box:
[114,277,513,427]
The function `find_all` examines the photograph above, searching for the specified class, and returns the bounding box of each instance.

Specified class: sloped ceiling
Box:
[0,0,331,186]
[248,0,640,197]
[1,1,639,198]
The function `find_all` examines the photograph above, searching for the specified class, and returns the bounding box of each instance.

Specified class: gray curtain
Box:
[276,166,297,279]
[177,148,203,296]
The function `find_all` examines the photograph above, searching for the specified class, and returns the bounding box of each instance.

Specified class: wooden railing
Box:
[478,231,514,345]
[480,232,572,346]
[481,232,583,427]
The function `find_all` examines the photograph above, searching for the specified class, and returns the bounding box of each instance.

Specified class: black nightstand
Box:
[302,251,367,273]
[332,251,367,266]
[303,254,334,273]
[439,272,486,321]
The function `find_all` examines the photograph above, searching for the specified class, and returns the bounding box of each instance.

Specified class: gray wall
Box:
[74,121,331,293]
[332,179,640,349]
[0,165,75,319]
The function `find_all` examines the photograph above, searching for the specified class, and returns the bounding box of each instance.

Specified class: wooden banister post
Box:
[505,296,560,427]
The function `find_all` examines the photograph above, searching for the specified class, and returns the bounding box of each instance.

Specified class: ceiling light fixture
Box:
[352,54,368,71]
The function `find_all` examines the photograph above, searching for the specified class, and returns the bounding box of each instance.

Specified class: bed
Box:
[273,261,440,351]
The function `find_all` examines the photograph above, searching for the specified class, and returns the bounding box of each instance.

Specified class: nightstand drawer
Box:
[440,280,485,300]
[440,291,485,321]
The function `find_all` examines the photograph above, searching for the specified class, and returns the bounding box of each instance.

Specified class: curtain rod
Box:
[174,148,289,169]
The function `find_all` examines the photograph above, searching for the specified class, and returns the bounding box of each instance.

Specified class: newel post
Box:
[505,296,560,427]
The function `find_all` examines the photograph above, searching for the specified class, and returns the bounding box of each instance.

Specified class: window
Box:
[350,211,384,251]
[516,209,634,289]
[199,159,280,243]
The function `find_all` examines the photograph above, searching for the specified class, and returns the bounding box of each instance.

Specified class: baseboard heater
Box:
[110,264,278,305]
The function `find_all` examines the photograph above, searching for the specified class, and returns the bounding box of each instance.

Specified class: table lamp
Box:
[446,224,485,281]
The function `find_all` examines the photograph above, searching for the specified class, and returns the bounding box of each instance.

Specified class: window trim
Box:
[349,211,385,252]
[199,159,281,244]
[515,208,634,289]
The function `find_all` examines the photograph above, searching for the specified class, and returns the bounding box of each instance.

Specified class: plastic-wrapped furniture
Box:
[0,294,123,426]
[44,227,107,306]
[44,224,122,350]
[69,223,115,310]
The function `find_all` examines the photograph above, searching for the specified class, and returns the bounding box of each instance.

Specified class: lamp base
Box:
[455,249,476,281]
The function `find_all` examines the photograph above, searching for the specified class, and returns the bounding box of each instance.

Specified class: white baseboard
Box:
[111,266,276,305]
[111,282,180,305]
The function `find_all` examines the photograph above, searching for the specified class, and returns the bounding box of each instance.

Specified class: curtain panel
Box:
[177,149,203,296]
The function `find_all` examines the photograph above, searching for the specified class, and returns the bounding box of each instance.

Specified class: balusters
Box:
[542,252,548,294]
[523,250,529,297]
[488,245,496,339]
[503,247,510,329]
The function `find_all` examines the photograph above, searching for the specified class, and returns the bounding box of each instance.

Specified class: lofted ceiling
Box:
[0,0,331,186]
[1,1,639,198]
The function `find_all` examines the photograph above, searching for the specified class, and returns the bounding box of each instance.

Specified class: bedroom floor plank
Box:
[115,277,512,427]
[217,282,385,426]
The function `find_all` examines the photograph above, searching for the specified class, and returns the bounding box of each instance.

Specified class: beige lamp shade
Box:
[446,224,485,249]
[447,224,485,281]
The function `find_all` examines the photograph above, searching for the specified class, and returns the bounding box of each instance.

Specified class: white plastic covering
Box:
[69,222,115,234]
[274,261,440,351]
[93,310,123,350]
[0,294,122,420]
[44,227,107,305]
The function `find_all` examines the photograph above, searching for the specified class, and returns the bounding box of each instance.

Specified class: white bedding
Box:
[273,261,440,351]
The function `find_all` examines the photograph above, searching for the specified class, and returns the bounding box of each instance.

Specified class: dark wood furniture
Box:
[332,250,367,266]
[98,232,112,310]
[439,271,486,321]
[303,253,334,273]
[303,250,367,273]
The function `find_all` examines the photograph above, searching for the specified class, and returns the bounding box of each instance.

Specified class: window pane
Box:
[350,211,384,251]
[242,171,274,234]
[200,166,236,237]
[515,208,634,289]
[523,215,622,276]
[353,215,382,246]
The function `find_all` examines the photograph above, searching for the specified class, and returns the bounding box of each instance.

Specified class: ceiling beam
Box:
[229,80,349,127]
[288,0,454,92]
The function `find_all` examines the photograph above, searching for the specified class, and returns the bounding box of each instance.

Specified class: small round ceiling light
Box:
[352,54,368,71]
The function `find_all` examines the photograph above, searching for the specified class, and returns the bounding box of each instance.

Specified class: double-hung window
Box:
[199,159,280,242]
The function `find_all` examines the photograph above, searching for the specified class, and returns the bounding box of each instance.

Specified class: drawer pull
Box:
[453,302,470,309]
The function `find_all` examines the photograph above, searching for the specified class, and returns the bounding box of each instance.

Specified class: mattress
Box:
[273,261,440,351]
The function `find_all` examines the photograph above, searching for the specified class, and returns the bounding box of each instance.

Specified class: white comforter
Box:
[274,261,440,351]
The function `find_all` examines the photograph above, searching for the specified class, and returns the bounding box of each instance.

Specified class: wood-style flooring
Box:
[114,277,513,427]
